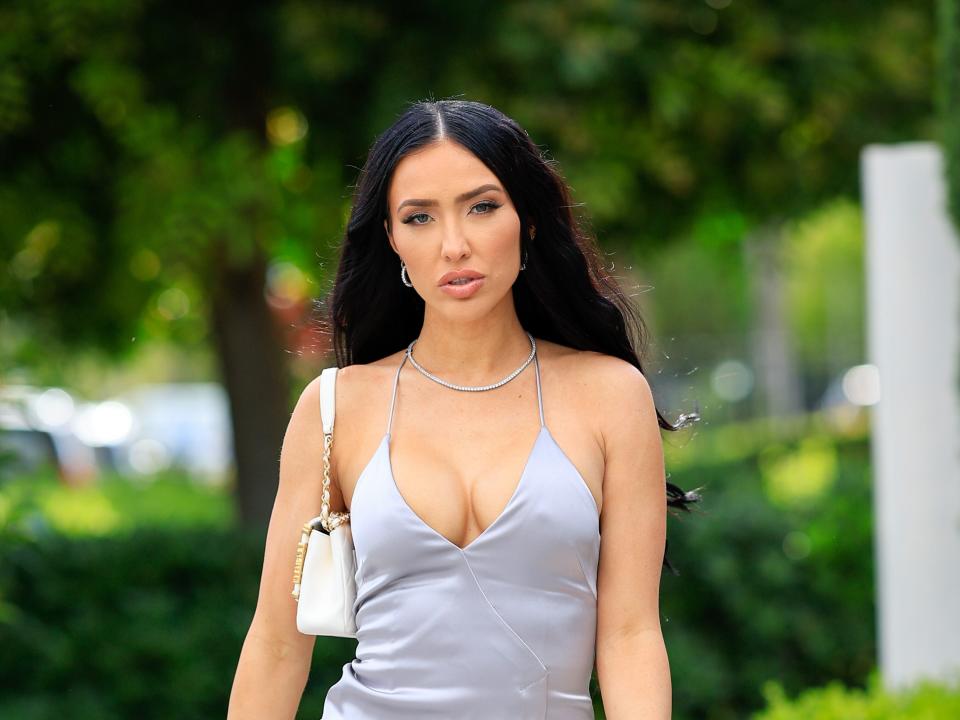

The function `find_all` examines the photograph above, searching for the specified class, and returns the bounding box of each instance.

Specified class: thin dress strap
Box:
[386,350,408,436]
[534,350,545,428]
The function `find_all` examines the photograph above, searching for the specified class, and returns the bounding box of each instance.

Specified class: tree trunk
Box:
[742,222,805,420]
[209,242,290,529]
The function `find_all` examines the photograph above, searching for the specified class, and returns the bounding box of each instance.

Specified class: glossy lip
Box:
[437,268,485,287]
[438,276,484,298]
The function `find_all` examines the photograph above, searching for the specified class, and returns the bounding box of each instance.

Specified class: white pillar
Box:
[861,142,960,688]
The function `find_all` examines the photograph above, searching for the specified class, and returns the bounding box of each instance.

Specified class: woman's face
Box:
[384,138,525,315]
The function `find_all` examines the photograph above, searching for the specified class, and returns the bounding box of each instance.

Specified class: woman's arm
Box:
[227,375,336,720]
[593,360,671,719]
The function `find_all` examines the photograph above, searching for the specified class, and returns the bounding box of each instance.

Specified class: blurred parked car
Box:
[0,386,98,484]
[0,382,233,486]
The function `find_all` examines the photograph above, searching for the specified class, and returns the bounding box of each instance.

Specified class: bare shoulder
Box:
[586,351,656,428]
[536,338,649,398]
[535,338,655,452]
[334,349,408,411]
[589,352,652,401]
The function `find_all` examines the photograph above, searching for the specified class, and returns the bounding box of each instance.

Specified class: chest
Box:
[334,373,603,549]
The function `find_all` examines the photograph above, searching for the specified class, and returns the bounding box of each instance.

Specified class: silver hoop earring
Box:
[519,248,529,271]
[400,261,414,287]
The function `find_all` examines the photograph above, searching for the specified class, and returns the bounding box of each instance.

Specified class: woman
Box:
[228,99,701,719]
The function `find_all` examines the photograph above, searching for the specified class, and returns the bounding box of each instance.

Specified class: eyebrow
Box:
[396,183,504,213]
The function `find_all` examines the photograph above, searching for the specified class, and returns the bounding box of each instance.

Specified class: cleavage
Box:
[387,425,543,550]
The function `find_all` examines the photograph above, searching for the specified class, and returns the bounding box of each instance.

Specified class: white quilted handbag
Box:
[291,366,358,637]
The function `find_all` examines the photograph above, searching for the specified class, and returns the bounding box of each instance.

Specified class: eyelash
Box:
[400,200,502,226]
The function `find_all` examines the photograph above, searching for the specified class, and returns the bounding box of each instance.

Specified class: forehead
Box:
[388,139,498,202]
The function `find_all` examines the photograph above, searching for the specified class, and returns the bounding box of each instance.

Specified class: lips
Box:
[438,274,485,298]
[438,269,485,286]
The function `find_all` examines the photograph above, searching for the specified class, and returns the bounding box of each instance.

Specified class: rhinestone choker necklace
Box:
[405,331,537,392]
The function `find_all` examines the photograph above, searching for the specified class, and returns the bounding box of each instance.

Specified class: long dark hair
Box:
[322,98,703,574]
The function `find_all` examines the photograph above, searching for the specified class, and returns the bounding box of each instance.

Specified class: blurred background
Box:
[2,1,959,718]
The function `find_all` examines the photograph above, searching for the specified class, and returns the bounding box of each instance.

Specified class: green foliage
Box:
[0,426,874,720]
[644,222,752,362]
[940,0,960,236]
[0,524,352,720]
[661,431,874,719]
[753,669,960,719]
[782,199,865,372]
[0,469,234,538]
[0,0,937,360]
[0,1,938,526]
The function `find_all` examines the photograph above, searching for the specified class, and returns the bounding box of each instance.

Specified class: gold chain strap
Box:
[319,431,350,532]
[291,426,351,600]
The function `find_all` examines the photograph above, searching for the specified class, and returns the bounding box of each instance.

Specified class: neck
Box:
[412,307,532,385]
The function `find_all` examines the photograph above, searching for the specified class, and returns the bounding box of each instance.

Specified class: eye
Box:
[400,200,501,226]
[401,212,431,226]
[471,200,501,215]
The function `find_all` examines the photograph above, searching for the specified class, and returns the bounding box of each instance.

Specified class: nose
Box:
[440,219,470,262]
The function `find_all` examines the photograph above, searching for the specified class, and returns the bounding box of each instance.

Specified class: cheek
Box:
[487,214,521,259]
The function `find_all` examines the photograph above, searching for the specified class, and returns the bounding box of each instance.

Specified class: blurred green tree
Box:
[0,0,934,524]
[942,0,960,231]
[938,0,960,404]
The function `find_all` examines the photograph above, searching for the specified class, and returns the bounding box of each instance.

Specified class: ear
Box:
[384,218,396,254]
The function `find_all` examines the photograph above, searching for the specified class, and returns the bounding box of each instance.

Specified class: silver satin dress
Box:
[321,350,601,719]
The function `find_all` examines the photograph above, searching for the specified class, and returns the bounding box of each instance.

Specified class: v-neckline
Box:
[383,426,547,553]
